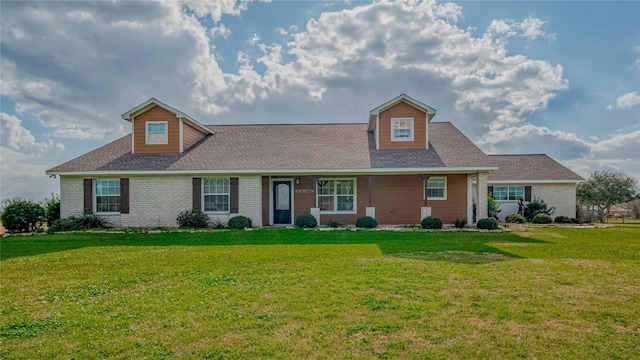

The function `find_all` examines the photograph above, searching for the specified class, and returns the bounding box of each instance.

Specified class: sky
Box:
[1,0,639,202]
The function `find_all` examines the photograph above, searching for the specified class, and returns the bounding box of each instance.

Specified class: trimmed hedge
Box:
[355,216,377,229]
[228,215,252,229]
[295,214,317,228]
[421,216,443,229]
[554,216,572,224]
[505,213,526,224]
[532,213,553,224]
[477,217,498,230]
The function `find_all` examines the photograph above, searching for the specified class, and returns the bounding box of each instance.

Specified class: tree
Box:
[577,171,639,221]
[0,199,45,233]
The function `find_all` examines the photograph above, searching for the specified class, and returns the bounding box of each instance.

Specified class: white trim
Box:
[121,98,213,135]
[369,93,437,117]
[269,177,294,225]
[425,119,429,149]
[423,176,447,201]
[467,175,473,224]
[131,117,135,154]
[375,115,379,150]
[316,177,357,214]
[488,180,582,184]
[94,178,121,214]
[48,167,498,176]
[145,121,168,145]
[179,119,184,153]
[491,185,524,201]
[391,117,414,142]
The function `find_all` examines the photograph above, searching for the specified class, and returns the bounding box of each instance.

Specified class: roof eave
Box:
[120,98,213,135]
[369,93,437,116]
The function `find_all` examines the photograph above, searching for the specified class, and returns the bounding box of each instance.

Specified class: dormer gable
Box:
[121,98,213,154]
[368,94,437,150]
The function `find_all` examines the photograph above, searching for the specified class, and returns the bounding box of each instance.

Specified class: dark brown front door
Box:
[273,181,292,224]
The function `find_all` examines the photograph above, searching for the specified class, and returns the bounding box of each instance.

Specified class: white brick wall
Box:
[59,175,263,228]
[494,183,577,220]
[477,172,488,220]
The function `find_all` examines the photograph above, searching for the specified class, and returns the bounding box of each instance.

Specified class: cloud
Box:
[0,146,59,201]
[614,91,640,109]
[0,112,63,153]
[485,17,556,42]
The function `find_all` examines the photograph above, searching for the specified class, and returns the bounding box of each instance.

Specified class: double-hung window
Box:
[391,118,414,141]
[146,121,168,144]
[425,177,446,200]
[492,186,524,201]
[95,179,120,213]
[203,178,230,212]
[317,179,356,213]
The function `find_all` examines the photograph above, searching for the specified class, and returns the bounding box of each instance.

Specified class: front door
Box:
[273,181,292,224]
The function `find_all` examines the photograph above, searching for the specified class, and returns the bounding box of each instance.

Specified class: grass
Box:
[1,227,639,359]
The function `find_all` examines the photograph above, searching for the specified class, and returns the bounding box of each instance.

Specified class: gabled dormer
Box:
[121,98,213,154]
[368,94,437,150]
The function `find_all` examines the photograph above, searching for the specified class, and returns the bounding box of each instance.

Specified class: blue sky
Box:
[1,0,639,202]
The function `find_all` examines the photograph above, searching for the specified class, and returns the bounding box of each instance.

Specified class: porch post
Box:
[477,172,488,220]
[419,174,431,220]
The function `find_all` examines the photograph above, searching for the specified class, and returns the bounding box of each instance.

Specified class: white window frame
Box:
[492,186,524,201]
[391,117,414,142]
[202,177,230,213]
[424,176,447,201]
[94,178,120,214]
[146,121,168,145]
[316,178,357,214]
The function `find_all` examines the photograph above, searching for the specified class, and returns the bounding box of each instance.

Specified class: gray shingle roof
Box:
[47,122,494,173]
[487,154,584,181]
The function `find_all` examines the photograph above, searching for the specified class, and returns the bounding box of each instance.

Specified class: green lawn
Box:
[1,227,639,359]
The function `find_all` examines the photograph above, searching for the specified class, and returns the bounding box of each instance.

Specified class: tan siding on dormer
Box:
[133,106,180,154]
[183,122,206,150]
[378,101,427,149]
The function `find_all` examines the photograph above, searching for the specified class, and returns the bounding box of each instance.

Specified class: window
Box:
[203,178,230,212]
[391,118,414,141]
[95,179,120,213]
[317,179,356,213]
[146,121,168,144]
[426,177,446,200]
[492,186,524,201]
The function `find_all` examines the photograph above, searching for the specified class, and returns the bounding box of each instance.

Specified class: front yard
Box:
[1,227,639,359]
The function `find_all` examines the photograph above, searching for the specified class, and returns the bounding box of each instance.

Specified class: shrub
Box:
[554,216,572,224]
[355,216,377,229]
[48,213,110,232]
[421,216,443,229]
[327,219,343,228]
[477,217,498,230]
[295,214,317,228]
[505,213,526,224]
[1,199,45,233]
[44,193,61,226]
[524,198,555,222]
[228,215,252,229]
[570,218,579,224]
[532,213,553,224]
[453,218,467,229]
[488,194,500,219]
[176,209,209,228]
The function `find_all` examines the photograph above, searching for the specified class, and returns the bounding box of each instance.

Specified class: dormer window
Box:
[146,121,168,144]
[391,118,414,141]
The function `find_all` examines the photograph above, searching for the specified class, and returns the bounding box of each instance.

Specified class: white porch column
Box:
[365,206,376,219]
[477,172,488,220]
[310,207,320,225]
[421,206,432,220]
[467,175,474,224]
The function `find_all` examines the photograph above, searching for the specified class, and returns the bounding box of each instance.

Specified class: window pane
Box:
[276,184,290,210]
[317,180,335,195]
[337,196,354,211]
[493,187,507,200]
[318,196,334,211]
[336,180,354,195]
[204,195,229,212]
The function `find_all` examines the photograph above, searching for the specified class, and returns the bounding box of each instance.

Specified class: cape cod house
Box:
[47,94,583,227]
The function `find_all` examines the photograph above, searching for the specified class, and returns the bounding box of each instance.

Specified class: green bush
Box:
[1,199,45,233]
[477,218,498,230]
[421,216,443,229]
[295,214,317,228]
[524,198,555,221]
[176,209,209,228]
[532,213,553,224]
[453,218,467,229]
[554,216,572,224]
[355,216,377,229]
[505,213,526,224]
[44,193,61,226]
[48,213,110,232]
[228,215,252,229]
[326,219,343,228]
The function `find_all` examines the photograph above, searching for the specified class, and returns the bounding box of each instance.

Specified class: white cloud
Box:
[0,146,59,201]
[276,27,287,35]
[485,17,555,42]
[615,91,640,109]
[209,24,231,38]
[0,113,63,153]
